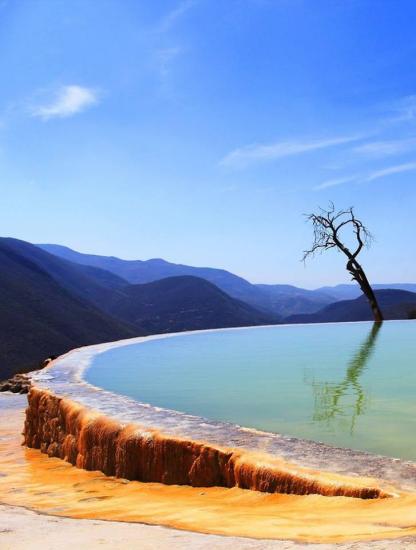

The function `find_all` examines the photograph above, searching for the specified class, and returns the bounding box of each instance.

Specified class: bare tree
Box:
[303,203,383,323]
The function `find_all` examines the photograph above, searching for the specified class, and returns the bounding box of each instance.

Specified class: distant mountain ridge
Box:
[37,244,337,317]
[38,243,279,313]
[255,284,335,317]
[1,238,277,378]
[106,275,276,333]
[38,243,416,318]
[316,283,416,302]
[286,290,416,324]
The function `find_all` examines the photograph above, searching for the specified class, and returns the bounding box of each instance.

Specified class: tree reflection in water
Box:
[306,323,381,435]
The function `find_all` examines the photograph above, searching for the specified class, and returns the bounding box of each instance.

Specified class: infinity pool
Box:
[86,321,416,461]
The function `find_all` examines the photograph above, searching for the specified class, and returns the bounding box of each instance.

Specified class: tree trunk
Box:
[347,259,384,323]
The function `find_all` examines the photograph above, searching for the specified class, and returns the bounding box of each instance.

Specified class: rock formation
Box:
[0,373,32,393]
[0,358,55,394]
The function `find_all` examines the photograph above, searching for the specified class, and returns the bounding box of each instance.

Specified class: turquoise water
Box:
[86,321,416,461]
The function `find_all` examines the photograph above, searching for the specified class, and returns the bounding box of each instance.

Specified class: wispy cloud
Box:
[220,136,360,169]
[31,85,98,120]
[158,0,196,33]
[385,95,416,124]
[314,175,358,190]
[149,1,196,89]
[365,162,416,182]
[353,137,416,157]
[315,162,416,190]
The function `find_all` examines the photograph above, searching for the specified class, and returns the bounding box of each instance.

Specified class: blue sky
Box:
[1,0,416,287]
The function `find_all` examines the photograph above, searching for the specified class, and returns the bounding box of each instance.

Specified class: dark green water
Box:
[86,321,416,461]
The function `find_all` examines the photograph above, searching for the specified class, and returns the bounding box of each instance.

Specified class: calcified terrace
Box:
[26,329,416,498]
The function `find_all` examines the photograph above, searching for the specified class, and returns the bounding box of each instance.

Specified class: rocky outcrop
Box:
[0,357,55,394]
[0,373,31,393]
[24,387,390,499]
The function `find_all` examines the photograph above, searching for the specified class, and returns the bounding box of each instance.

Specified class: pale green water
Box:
[86,321,416,461]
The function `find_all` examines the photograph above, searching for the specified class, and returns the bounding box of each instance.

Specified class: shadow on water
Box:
[305,323,382,435]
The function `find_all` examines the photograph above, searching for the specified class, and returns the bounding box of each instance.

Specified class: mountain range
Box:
[39,244,416,316]
[34,244,343,316]
[1,237,415,379]
[0,238,276,379]
[287,290,416,324]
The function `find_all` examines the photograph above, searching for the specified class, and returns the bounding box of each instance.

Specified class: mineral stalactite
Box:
[24,387,390,499]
